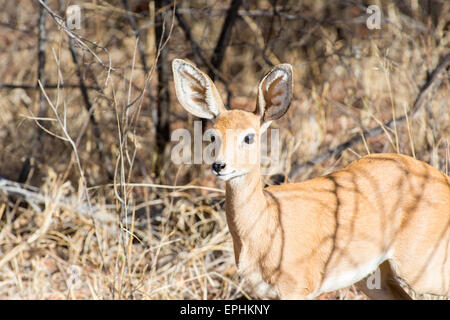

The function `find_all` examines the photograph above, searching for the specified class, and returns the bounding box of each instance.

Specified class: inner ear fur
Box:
[172,59,225,119]
[255,64,293,122]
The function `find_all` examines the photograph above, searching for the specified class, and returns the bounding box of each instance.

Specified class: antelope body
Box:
[172,59,450,299]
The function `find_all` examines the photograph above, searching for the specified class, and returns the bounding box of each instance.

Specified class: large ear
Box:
[255,64,293,122]
[172,59,225,119]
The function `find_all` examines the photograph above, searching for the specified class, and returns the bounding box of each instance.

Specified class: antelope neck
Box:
[225,168,269,236]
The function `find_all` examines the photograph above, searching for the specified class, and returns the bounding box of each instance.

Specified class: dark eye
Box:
[210,135,215,142]
[244,134,255,144]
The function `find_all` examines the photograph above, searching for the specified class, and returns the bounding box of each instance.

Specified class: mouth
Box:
[212,169,246,181]
[212,169,236,178]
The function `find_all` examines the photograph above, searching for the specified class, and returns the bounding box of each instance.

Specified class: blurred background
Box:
[0,0,448,299]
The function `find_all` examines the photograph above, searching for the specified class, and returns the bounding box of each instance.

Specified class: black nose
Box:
[212,161,226,174]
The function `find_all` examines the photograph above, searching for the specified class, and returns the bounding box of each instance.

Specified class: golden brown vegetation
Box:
[0,0,448,299]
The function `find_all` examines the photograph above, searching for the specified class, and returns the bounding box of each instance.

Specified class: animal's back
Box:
[264,153,450,296]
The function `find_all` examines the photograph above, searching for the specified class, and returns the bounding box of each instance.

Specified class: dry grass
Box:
[0,0,449,299]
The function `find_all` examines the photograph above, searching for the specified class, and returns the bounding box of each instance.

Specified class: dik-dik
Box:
[172,59,450,299]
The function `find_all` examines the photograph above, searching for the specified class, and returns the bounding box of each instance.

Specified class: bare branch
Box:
[288,52,450,179]
[38,0,113,86]
[208,0,243,83]
[17,0,48,183]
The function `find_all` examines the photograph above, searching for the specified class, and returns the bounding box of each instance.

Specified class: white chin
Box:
[217,174,233,181]
[216,171,244,181]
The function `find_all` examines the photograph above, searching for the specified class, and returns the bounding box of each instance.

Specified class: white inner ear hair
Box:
[176,63,219,119]
[203,82,219,116]
[262,70,288,110]
[264,69,287,92]
[180,64,205,99]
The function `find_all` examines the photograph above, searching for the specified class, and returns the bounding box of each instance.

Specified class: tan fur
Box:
[172,59,450,299]
[219,111,450,299]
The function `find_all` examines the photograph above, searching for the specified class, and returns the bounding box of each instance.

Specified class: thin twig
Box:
[37,79,107,270]
[121,0,155,116]
[38,0,113,86]
[67,36,112,178]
